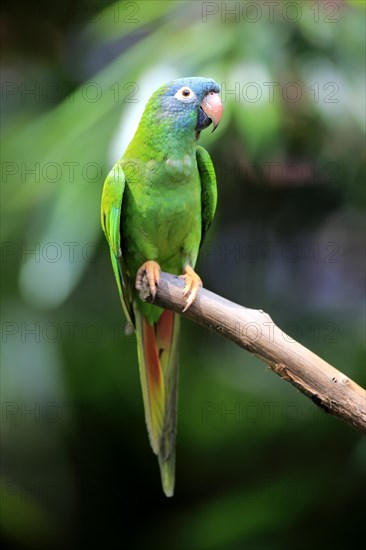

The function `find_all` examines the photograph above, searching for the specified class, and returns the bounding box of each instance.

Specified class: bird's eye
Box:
[174,87,195,101]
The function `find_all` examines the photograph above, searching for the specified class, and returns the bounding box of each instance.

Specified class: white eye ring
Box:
[174,87,196,101]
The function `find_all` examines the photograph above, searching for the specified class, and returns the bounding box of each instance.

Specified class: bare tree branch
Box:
[139,271,366,433]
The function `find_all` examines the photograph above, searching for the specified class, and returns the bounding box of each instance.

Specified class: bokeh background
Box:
[1,1,365,548]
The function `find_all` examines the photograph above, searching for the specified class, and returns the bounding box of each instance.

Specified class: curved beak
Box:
[200,92,223,132]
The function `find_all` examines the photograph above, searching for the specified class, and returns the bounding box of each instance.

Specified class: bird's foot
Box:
[135,260,161,300]
[179,266,202,312]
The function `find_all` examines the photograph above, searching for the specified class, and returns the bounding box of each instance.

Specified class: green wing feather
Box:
[101,162,134,326]
[196,145,218,249]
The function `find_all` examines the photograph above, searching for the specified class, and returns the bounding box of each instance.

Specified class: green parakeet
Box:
[101,76,222,496]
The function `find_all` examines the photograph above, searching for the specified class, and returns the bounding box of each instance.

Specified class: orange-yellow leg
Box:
[179,265,202,312]
[135,260,161,299]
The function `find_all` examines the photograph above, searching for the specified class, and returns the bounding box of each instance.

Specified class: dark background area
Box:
[1,1,365,548]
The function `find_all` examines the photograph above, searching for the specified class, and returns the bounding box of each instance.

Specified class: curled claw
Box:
[179,266,202,312]
[135,260,161,300]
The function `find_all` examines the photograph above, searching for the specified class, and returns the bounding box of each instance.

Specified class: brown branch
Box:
[139,271,366,433]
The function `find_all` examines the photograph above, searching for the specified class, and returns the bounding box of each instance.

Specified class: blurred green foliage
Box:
[1,1,365,549]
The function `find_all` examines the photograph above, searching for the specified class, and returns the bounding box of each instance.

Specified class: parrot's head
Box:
[150,77,223,139]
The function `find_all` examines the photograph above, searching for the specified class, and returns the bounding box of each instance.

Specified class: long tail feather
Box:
[156,310,180,497]
[134,306,180,496]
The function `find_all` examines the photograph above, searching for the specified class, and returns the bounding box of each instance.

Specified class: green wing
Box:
[101,162,134,326]
[196,145,218,248]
